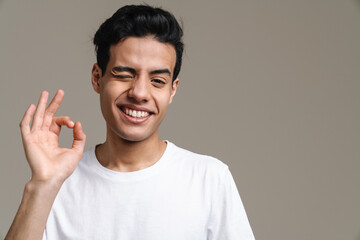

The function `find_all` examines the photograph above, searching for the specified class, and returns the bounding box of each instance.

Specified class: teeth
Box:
[123,107,149,118]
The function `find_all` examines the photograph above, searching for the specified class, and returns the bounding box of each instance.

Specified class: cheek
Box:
[156,95,172,112]
[99,83,118,111]
[101,82,126,100]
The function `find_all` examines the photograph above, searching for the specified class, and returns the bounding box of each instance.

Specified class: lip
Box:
[117,105,152,124]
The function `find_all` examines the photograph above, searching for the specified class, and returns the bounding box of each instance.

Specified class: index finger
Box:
[42,89,65,129]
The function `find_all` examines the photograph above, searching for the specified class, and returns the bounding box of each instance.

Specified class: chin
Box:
[121,135,149,143]
[115,129,155,143]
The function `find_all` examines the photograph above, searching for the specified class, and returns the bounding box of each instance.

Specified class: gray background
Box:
[1,0,359,239]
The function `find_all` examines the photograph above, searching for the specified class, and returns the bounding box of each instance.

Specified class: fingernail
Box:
[70,121,75,127]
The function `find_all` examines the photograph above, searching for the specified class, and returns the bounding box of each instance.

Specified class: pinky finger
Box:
[20,104,36,135]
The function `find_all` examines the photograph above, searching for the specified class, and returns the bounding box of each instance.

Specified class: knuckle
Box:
[45,109,54,116]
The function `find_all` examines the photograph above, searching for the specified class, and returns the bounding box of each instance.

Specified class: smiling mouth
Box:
[118,106,151,118]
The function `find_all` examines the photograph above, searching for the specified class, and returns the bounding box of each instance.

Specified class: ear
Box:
[169,78,179,104]
[91,63,102,94]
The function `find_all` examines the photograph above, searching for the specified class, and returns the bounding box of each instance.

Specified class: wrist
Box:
[25,178,63,196]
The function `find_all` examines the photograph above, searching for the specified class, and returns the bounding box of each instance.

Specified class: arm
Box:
[5,90,86,240]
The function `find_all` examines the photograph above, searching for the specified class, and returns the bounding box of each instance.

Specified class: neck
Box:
[95,127,166,172]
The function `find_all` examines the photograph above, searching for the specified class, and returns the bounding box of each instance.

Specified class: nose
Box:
[127,75,151,102]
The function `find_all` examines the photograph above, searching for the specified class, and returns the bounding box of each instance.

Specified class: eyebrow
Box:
[112,66,136,75]
[112,65,171,77]
[150,69,171,77]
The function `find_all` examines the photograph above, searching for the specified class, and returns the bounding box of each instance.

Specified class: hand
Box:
[19,90,86,185]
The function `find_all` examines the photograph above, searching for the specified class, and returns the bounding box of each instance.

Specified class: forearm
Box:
[5,180,62,240]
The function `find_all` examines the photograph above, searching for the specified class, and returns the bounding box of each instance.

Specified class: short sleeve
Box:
[207,167,255,240]
[42,229,47,240]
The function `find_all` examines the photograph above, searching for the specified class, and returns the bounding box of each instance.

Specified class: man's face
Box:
[91,36,179,142]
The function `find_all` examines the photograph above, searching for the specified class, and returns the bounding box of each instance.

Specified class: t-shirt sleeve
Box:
[207,166,255,240]
[42,229,47,240]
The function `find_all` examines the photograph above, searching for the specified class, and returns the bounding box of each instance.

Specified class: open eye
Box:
[151,79,166,86]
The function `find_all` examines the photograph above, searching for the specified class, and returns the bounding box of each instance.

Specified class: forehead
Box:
[108,36,176,73]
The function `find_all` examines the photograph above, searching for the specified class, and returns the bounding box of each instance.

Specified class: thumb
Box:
[72,121,86,152]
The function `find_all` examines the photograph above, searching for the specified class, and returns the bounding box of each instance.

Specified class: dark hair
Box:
[93,5,184,81]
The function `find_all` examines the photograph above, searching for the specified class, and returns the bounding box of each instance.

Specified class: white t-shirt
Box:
[43,141,255,240]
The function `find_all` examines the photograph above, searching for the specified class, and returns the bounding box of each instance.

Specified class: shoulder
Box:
[76,148,95,169]
[66,147,97,180]
[167,141,229,177]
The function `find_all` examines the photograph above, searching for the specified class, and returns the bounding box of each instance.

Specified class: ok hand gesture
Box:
[19,90,86,185]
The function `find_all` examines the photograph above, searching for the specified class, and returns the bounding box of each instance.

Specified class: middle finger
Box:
[42,89,65,129]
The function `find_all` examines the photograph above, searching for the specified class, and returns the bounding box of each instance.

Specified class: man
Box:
[6,5,255,240]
